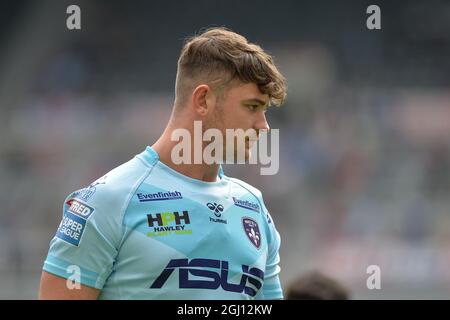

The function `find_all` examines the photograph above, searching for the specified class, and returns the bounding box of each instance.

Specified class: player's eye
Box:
[247,105,259,112]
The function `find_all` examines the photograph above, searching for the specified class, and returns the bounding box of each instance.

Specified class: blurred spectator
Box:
[286,271,350,300]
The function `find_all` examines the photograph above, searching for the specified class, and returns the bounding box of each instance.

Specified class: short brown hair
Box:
[175,27,286,108]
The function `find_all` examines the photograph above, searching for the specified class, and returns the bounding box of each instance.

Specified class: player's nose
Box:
[254,111,270,133]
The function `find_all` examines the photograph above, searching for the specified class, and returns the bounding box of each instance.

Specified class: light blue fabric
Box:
[43,146,283,299]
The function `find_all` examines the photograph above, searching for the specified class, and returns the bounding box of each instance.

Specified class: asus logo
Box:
[150,258,264,297]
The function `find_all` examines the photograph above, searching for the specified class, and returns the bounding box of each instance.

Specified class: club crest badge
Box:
[242,217,261,249]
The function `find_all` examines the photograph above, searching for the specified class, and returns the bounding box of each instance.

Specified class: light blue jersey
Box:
[43,146,283,299]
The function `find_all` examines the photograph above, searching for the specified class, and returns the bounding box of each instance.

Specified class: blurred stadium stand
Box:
[1,0,450,298]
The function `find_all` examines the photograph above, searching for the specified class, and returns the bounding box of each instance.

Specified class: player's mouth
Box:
[245,137,258,149]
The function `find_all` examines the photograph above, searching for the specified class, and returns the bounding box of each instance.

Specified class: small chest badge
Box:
[242,217,261,249]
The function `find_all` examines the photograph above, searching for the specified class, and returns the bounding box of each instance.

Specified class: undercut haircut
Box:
[174,27,286,109]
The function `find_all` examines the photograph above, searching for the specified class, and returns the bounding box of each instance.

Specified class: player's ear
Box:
[192,84,216,116]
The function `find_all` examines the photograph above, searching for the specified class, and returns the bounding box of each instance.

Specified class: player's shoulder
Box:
[66,153,154,210]
[225,175,269,217]
[227,176,263,199]
[226,176,278,250]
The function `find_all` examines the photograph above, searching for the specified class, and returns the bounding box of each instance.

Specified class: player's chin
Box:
[243,141,255,160]
[240,148,253,164]
[223,149,250,164]
[244,154,252,164]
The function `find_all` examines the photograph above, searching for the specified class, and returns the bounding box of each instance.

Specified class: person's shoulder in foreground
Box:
[39,26,287,300]
[286,271,350,300]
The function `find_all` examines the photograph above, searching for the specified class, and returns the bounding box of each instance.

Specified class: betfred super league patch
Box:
[66,199,95,219]
[55,199,95,246]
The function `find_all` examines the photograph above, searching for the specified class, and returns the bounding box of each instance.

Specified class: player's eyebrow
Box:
[242,98,269,106]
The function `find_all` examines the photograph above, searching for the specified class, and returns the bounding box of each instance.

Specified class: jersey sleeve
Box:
[227,177,284,300]
[260,203,284,300]
[42,182,125,289]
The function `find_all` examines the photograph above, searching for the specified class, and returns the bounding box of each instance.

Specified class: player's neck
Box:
[152,126,220,183]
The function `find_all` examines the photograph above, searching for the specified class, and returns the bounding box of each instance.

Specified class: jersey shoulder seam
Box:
[117,157,158,250]
[227,177,265,213]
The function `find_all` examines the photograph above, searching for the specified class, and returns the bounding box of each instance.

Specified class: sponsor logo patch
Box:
[232,197,260,213]
[67,199,95,219]
[137,191,182,202]
[207,202,227,224]
[73,175,107,202]
[150,258,264,297]
[146,210,192,237]
[56,199,95,246]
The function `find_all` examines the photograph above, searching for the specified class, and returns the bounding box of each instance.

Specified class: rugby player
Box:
[39,27,286,299]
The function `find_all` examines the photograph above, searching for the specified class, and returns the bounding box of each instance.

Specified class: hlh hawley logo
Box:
[146,210,192,237]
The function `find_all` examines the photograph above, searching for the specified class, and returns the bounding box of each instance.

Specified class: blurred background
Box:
[1,0,450,299]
